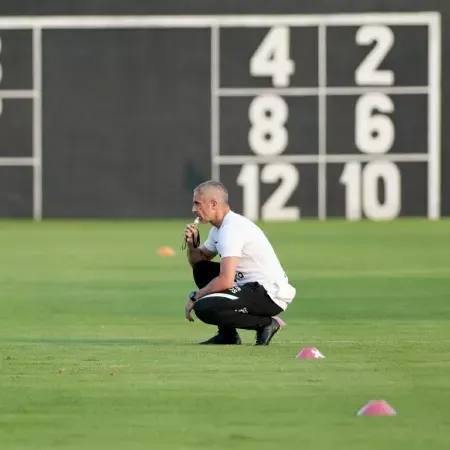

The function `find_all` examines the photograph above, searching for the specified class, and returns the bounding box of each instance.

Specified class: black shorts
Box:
[192,261,283,330]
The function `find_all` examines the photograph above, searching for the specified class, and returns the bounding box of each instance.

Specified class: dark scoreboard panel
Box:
[215,16,440,221]
[0,14,441,219]
[0,30,34,217]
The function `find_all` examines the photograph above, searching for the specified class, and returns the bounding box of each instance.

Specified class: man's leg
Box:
[192,260,220,290]
[191,261,241,344]
[193,283,283,345]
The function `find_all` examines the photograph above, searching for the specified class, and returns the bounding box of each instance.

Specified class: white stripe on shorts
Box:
[199,293,239,300]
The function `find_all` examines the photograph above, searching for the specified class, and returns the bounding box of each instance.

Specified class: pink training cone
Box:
[296,347,325,359]
[357,400,397,416]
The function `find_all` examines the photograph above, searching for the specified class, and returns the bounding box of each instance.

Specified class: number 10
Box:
[340,161,401,220]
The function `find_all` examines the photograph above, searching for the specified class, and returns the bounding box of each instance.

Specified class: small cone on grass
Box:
[296,347,325,359]
[357,400,397,416]
[158,246,176,257]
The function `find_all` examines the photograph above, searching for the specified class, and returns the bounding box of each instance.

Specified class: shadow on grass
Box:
[0,337,263,347]
[0,337,192,345]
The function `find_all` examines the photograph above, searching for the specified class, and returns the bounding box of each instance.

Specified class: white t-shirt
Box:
[203,210,296,310]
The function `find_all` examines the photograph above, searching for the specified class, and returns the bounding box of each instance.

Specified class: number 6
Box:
[355,93,395,154]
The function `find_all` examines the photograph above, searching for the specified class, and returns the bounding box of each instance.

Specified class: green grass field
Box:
[0,219,449,450]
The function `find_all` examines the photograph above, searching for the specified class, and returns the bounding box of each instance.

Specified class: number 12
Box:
[237,163,300,220]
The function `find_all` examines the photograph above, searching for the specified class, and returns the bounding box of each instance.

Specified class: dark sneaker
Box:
[198,333,242,345]
[255,318,280,346]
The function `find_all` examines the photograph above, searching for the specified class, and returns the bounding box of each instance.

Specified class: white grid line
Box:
[428,15,441,220]
[32,28,43,221]
[218,86,429,97]
[215,154,429,165]
[0,13,439,29]
[0,90,36,99]
[211,26,220,183]
[0,158,35,166]
[318,24,327,221]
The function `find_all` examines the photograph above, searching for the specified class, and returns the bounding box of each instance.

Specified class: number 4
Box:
[250,26,295,87]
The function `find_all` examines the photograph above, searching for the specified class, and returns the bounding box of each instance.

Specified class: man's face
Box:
[192,190,216,223]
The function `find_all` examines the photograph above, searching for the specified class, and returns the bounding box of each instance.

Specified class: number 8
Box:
[248,95,288,156]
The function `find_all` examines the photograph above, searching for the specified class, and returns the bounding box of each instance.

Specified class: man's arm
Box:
[183,222,216,267]
[193,222,244,299]
[187,244,216,267]
[194,256,239,299]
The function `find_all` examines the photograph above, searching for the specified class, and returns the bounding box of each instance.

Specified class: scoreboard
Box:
[213,14,441,221]
[0,13,442,219]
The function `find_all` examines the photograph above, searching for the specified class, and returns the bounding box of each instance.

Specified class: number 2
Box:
[355,25,394,85]
[237,163,300,220]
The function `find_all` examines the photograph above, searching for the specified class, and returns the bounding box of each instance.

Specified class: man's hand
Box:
[183,222,199,247]
[185,298,195,322]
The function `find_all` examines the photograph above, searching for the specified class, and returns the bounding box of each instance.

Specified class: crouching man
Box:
[183,180,296,346]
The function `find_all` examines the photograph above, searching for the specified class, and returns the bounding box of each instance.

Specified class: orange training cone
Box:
[158,246,176,256]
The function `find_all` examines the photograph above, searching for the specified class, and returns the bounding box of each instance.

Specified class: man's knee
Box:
[193,260,220,289]
[193,298,216,324]
[193,260,213,278]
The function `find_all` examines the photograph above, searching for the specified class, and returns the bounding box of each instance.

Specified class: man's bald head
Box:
[194,180,229,205]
